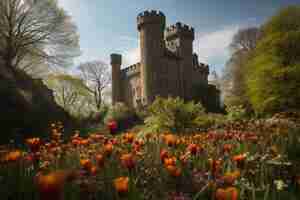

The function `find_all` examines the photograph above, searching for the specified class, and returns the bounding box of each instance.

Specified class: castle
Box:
[111,10,220,111]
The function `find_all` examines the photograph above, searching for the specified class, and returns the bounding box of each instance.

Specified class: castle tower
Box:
[137,10,166,104]
[165,22,195,99]
[111,53,122,105]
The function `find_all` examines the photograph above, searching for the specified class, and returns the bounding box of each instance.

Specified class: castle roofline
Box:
[165,22,195,40]
[121,62,141,77]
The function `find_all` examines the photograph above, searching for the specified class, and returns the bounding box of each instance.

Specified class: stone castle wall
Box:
[111,10,220,111]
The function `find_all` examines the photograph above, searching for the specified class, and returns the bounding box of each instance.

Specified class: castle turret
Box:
[111,53,122,105]
[166,22,195,99]
[137,10,166,104]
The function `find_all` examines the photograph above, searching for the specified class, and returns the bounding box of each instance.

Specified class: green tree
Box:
[246,6,300,114]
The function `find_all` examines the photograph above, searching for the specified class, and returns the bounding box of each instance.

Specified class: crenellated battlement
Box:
[111,11,220,109]
[137,10,165,30]
[165,22,194,41]
[122,63,141,76]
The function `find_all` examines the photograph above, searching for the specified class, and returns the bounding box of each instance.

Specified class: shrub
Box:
[226,105,248,121]
[104,103,140,132]
[143,97,207,134]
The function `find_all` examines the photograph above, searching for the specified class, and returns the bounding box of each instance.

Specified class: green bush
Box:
[226,105,248,121]
[104,103,140,131]
[143,97,207,134]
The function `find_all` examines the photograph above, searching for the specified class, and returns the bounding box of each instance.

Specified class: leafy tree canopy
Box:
[246,5,300,114]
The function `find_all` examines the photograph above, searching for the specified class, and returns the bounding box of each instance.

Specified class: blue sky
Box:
[58,0,300,74]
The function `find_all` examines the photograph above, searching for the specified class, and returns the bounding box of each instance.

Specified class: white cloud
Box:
[121,25,239,69]
[122,47,140,67]
[194,25,240,64]
[57,0,81,16]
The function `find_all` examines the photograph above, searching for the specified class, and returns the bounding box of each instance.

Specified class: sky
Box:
[57,0,300,75]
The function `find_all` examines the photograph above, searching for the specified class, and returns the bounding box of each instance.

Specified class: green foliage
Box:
[144,97,206,134]
[104,103,140,131]
[222,27,260,110]
[246,6,300,114]
[226,105,248,121]
[285,127,300,162]
[191,84,221,113]
[45,74,96,118]
[104,103,133,123]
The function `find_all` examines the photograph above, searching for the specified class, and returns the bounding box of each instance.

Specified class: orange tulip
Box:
[164,134,177,147]
[79,139,90,146]
[209,159,222,177]
[35,171,71,200]
[95,154,104,168]
[80,159,92,171]
[26,138,42,152]
[120,153,135,170]
[89,166,98,176]
[187,143,201,155]
[123,133,135,143]
[179,154,189,165]
[165,165,181,177]
[160,149,169,162]
[104,143,113,156]
[232,154,246,168]
[216,187,238,200]
[223,144,233,153]
[223,171,240,185]
[4,150,22,162]
[114,177,129,194]
[164,156,176,167]
[232,154,246,162]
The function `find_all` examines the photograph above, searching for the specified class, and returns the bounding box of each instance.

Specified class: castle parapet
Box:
[165,22,194,40]
[122,63,140,76]
[137,10,165,30]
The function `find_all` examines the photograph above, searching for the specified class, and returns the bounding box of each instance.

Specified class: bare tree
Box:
[230,27,261,53]
[0,0,80,75]
[45,74,95,117]
[222,27,261,110]
[78,61,111,110]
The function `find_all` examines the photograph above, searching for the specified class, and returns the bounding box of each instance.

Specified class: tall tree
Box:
[77,60,111,110]
[246,6,300,114]
[0,0,80,75]
[222,27,260,111]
